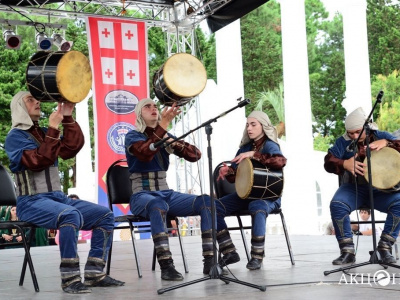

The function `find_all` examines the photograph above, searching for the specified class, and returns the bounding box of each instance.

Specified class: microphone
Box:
[238,98,251,107]
[376,90,384,103]
[346,140,356,152]
[149,137,169,151]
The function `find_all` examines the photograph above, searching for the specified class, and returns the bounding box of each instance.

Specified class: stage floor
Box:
[1,234,400,299]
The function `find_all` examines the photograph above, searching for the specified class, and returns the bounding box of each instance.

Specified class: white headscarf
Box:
[239,111,279,147]
[10,91,34,130]
[342,107,378,140]
[134,98,161,133]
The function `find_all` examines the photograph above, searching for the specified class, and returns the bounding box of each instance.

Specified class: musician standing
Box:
[125,98,224,280]
[216,111,287,270]
[5,92,124,293]
[324,107,400,265]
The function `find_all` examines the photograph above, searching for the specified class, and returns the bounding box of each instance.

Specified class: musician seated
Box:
[324,107,400,265]
[124,98,229,280]
[216,111,287,270]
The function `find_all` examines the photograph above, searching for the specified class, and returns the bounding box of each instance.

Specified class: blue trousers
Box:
[330,184,400,241]
[16,191,114,260]
[130,190,214,235]
[216,192,281,236]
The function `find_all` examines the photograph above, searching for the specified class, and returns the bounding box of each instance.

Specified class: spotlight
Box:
[3,30,21,50]
[52,33,73,51]
[36,33,53,51]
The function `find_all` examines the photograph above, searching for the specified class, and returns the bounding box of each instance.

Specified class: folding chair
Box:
[213,161,295,265]
[105,159,188,278]
[0,164,39,292]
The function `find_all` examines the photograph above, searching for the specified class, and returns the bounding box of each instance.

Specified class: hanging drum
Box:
[26,51,92,103]
[153,53,207,106]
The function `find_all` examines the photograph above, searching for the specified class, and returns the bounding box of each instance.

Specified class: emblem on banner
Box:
[105,90,138,114]
[107,122,135,154]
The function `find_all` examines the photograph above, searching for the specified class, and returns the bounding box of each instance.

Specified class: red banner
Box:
[86,17,149,213]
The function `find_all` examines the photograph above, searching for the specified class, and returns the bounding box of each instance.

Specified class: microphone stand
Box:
[157,98,266,294]
[324,91,400,276]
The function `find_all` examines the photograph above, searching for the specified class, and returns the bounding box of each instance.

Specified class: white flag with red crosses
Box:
[87,17,148,211]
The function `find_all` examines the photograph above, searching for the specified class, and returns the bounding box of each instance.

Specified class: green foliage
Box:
[313,134,335,152]
[255,82,284,123]
[241,1,283,116]
[371,71,400,132]
[367,0,400,77]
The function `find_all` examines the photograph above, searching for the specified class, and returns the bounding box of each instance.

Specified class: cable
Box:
[5,4,46,33]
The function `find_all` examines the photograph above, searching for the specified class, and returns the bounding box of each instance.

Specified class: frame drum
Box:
[26,51,92,103]
[235,158,284,201]
[153,53,207,106]
[363,147,400,192]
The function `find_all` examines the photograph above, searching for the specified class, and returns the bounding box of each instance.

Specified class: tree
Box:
[367,0,400,77]
[240,1,283,116]
[371,71,400,132]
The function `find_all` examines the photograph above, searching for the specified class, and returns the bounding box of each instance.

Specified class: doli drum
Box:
[235,158,284,201]
[363,147,400,192]
[153,53,207,106]
[26,51,92,103]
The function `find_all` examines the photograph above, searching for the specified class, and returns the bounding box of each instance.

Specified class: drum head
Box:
[56,51,92,103]
[235,158,253,199]
[364,147,400,190]
[163,53,207,98]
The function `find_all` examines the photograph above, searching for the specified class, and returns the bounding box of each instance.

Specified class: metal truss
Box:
[166,27,205,195]
[0,0,234,29]
[0,0,213,194]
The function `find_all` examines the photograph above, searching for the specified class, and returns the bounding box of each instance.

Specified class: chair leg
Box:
[19,225,40,292]
[395,243,399,261]
[175,217,188,273]
[280,211,295,265]
[129,223,143,278]
[106,233,113,275]
[236,215,251,262]
[152,246,157,271]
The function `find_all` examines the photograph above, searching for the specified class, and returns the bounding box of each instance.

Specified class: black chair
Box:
[213,161,295,265]
[0,164,39,292]
[105,159,188,278]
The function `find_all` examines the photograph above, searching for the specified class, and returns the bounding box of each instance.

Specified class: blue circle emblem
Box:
[107,122,136,154]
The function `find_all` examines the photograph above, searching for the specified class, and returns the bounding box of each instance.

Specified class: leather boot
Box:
[246,258,262,270]
[378,234,397,264]
[219,250,240,267]
[332,238,355,265]
[159,259,184,281]
[332,252,356,265]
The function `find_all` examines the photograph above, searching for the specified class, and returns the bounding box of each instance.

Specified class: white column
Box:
[204,19,246,185]
[69,93,96,202]
[341,0,372,114]
[280,0,318,233]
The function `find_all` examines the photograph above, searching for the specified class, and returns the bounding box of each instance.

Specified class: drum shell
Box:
[153,53,207,106]
[235,158,284,201]
[26,51,92,103]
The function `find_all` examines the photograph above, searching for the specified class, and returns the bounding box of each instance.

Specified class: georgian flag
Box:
[98,21,114,49]
[123,59,140,86]
[121,23,138,51]
[101,57,116,84]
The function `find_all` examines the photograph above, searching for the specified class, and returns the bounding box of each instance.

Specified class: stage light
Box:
[52,33,73,51]
[36,33,53,51]
[3,30,21,50]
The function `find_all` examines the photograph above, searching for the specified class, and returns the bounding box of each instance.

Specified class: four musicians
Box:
[4,59,400,292]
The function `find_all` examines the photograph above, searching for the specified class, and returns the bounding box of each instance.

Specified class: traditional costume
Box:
[216,111,287,270]
[5,92,123,293]
[325,107,400,265]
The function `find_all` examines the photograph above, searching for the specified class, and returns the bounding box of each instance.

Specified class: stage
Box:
[1,234,400,299]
